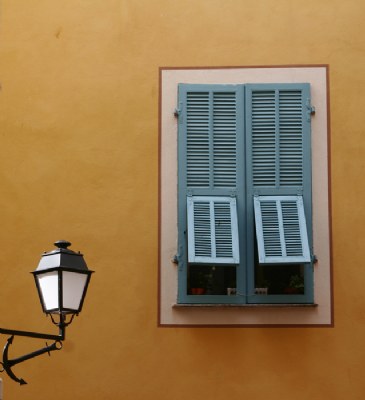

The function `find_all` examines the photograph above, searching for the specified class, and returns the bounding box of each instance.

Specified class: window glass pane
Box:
[188,265,236,295]
[255,263,304,295]
[62,271,88,311]
[37,271,59,311]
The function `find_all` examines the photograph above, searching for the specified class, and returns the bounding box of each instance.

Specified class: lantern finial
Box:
[54,240,71,249]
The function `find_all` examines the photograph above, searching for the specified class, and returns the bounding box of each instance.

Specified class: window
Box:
[159,66,332,325]
[177,83,314,304]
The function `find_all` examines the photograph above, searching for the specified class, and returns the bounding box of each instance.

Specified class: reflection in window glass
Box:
[255,264,304,295]
[188,265,236,295]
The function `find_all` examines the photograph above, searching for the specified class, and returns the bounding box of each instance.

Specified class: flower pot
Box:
[191,288,205,295]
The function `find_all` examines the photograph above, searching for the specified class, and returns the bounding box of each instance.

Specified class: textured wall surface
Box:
[0,0,364,399]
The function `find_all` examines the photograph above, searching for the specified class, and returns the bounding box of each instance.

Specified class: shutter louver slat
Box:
[187,196,239,264]
[281,201,303,256]
[193,202,212,258]
[214,202,233,258]
[254,196,310,264]
[260,201,282,257]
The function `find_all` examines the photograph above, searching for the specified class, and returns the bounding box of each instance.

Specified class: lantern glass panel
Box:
[37,271,59,311]
[62,271,88,311]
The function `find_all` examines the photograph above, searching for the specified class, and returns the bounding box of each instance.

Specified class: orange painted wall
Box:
[0,0,364,399]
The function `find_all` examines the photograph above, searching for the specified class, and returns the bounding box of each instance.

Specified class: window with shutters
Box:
[177,83,314,304]
[159,66,332,325]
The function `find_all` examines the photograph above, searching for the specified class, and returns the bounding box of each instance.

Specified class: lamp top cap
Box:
[45,240,81,256]
[54,240,72,249]
[33,240,92,273]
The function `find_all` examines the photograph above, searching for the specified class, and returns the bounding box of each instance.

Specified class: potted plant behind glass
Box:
[190,270,206,295]
[284,275,304,294]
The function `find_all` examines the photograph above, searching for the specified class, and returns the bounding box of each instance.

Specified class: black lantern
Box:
[32,240,93,316]
[0,240,94,385]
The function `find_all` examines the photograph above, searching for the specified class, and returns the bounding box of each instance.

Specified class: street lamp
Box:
[0,240,94,385]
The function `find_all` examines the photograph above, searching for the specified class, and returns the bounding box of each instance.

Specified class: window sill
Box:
[173,303,318,308]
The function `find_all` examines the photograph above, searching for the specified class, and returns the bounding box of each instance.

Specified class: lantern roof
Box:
[33,240,90,273]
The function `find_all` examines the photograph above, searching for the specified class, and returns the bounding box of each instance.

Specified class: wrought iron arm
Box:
[0,314,74,385]
[1,336,62,385]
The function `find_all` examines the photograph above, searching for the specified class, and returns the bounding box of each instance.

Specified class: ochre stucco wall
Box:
[0,1,364,399]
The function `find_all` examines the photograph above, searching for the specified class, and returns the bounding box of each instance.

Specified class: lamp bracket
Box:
[0,314,71,385]
[0,336,62,385]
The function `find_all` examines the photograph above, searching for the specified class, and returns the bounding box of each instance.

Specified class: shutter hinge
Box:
[174,103,183,124]
[306,99,315,122]
[177,246,184,271]
[187,190,193,197]
[312,254,318,264]
[230,190,237,198]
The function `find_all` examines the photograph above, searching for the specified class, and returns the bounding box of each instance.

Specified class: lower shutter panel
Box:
[187,196,239,264]
[254,196,311,264]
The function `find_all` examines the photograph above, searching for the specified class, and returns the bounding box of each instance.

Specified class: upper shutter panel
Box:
[183,86,239,189]
[187,196,239,264]
[247,84,309,189]
[254,196,311,264]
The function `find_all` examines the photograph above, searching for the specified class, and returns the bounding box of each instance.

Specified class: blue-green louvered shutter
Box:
[246,83,312,264]
[178,84,243,271]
